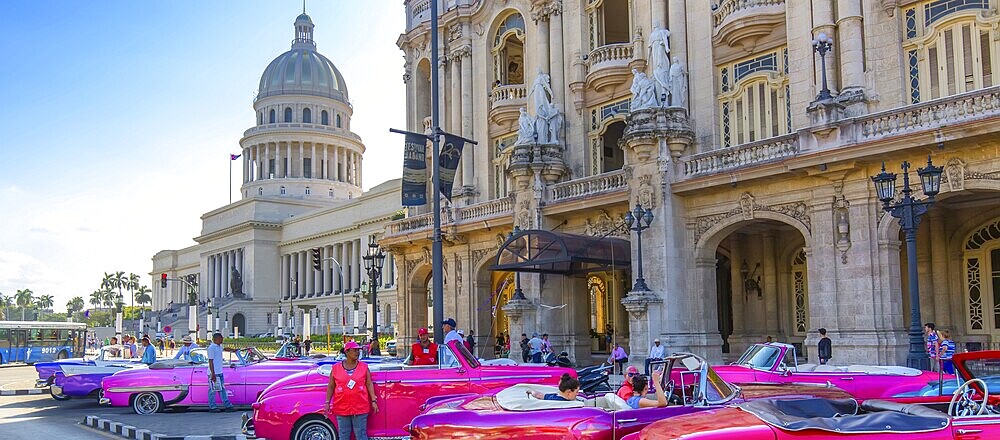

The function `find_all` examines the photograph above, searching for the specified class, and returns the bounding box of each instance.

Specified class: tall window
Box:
[585,0,631,51]
[269,109,276,123]
[492,13,526,87]
[791,249,808,335]
[965,218,1000,336]
[588,99,630,174]
[336,114,342,128]
[321,110,329,125]
[492,133,517,198]
[303,108,312,123]
[305,186,311,195]
[304,158,312,178]
[903,1,997,103]
[280,186,286,195]
[258,112,263,125]
[717,49,791,147]
[284,107,293,123]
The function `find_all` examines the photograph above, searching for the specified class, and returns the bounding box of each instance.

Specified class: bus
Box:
[0,321,88,365]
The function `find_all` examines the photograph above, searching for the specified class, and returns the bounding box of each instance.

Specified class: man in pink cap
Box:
[325,340,377,440]
[408,327,438,366]
[616,365,640,400]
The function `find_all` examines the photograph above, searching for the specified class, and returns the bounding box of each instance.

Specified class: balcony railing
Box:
[587,43,634,71]
[243,123,362,142]
[386,197,514,236]
[388,212,433,235]
[490,84,527,108]
[458,197,513,222]
[550,170,629,202]
[683,133,799,177]
[858,86,1000,140]
[713,0,785,27]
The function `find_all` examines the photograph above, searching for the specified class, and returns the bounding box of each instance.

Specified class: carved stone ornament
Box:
[450,45,471,60]
[739,192,756,220]
[694,197,813,244]
[472,248,494,268]
[636,175,656,209]
[943,157,967,192]
[621,291,662,320]
[404,257,420,276]
[880,0,899,17]
[833,186,851,264]
[454,254,462,289]
[584,210,627,239]
[530,0,562,22]
[448,24,463,42]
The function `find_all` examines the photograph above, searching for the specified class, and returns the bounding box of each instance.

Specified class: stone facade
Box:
[388,0,1000,366]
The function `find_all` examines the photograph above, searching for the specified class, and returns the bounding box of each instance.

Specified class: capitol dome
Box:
[257,13,349,103]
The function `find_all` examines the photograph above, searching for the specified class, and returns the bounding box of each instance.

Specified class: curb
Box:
[82,415,249,440]
[0,389,44,396]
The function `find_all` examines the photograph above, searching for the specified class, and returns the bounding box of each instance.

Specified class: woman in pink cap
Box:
[324,340,377,440]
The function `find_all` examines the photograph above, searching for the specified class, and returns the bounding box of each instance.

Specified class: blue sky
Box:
[0,1,405,311]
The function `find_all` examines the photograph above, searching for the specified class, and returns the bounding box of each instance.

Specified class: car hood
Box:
[738,382,852,401]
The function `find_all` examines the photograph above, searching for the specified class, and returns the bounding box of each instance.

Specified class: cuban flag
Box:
[230,153,241,161]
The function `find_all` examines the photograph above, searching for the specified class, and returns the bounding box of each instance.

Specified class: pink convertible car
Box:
[244,340,575,440]
[715,342,948,400]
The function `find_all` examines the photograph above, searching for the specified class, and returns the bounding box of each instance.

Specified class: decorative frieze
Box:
[584,210,628,239]
[693,193,812,244]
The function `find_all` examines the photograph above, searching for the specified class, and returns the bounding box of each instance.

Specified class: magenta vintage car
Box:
[714,342,949,400]
[407,352,853,439]
[100,346,318,414]
[244,340,575,440]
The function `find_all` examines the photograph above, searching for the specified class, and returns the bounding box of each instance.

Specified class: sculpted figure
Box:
[230,266,244,298]
[647,26,672,106]
[669,57,688,109]
[527,70,553,116]
[515,107,536,145]
[629,69,659,111]
[545,103,563,144]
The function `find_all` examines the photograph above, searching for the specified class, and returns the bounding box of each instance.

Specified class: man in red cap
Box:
[408,327,438,366]
[616,365,640,400]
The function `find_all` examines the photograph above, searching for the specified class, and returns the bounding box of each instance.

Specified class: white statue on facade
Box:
[515,107,536,145]
[629,68,659,111]
[647,26,672,106]
[528,70,553,116]
[669,57,688,109]
[545,104,563,144]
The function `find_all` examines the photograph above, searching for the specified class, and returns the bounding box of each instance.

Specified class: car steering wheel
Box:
[949,378,989,417]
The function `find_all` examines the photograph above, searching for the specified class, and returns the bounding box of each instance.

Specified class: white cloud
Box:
[0,250,60,295]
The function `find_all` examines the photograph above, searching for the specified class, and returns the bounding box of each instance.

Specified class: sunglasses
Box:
[627,372,637,377]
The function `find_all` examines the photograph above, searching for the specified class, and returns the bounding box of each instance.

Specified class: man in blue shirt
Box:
[174,335,200,360]
[139,337,157,365]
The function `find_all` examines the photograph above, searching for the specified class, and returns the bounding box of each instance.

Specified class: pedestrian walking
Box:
[407,328,438,365]
[817,328,832,365]
[466,330,477,355]
[442,318,461,345]
[925,323,940,372]
[495,334,504,357]
[207,333,235,413]
[938,329,956,374]
[529,332,544,363]
[645,339,665,375]
[519,333,530,363]
[608,342,628,375]
[324,341,377,440]
[304,338,312,355]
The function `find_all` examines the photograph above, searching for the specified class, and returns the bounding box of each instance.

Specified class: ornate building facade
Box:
[149,13,402,339]
[386,0,1000,366]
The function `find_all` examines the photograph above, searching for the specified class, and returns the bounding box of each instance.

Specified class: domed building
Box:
[148,12,402,341]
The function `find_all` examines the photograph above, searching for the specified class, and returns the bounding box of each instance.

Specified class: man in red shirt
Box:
[408,328,438,366]
[616,365,639,400]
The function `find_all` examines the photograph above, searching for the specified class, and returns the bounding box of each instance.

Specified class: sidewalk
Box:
[83,408,248,440]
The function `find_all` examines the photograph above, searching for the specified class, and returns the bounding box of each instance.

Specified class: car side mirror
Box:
[782,369,792,377]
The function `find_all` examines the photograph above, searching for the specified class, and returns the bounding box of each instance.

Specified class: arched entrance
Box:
[232,313,246,336]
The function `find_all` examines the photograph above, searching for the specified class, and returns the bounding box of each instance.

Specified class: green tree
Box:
[67,296,85,318]
[36,294,54,311]
[15,289,34,320]
[135,285,152,308]
[89,290,103,312]
[0,292,11,320]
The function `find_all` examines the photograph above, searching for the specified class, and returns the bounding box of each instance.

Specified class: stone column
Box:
[323,145,329,180]
[333,147,340,182]
[334,243,343,293]
[651,0,666,31]
[264,144,271,178]
[286,143,292,177]
[929,211,951,327]
[667,0,687,68]
[322,246,330,294]
[354,239,362,291]
[836,0,863,91]
[280,254,289,300]
[459,46,474,191]
[535,11,550,76]
[299,143,305,179]
[343,241,352,291]
[311,143,317,179]
[811,0,839,95]
[290,252,298,298]
[276,143,283,178]
[207,256,215,298]
[242,148,248,183]
[549,8,565,109]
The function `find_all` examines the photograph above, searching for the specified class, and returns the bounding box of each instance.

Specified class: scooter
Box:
[577,363,613,393]
[544,351,574,368]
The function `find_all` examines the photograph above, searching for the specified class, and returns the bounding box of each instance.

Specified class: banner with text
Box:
[401,132,428,206]
[439,133,465,202]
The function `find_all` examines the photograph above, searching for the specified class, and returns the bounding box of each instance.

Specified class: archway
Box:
[600,120,626,172]
[232,313,246,337]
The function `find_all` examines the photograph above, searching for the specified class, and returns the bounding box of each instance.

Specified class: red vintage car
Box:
[625,350,1000,440]
[714,342,949,400]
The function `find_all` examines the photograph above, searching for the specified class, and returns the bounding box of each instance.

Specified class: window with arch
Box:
[258,112,263,125]
[284,107,293,123]
[585,0,631,51]
[280,186,286,195]
[902,1,997,104]
[258,187,264,196]
[321,110,329,125]
[588,99,630,174]
[965,218,1000,335]
[303,108,312,123]
[492,133,517,198]
[269,109,276,123]
[335,114,342,128]
[492,13,526,87]
[717,49,791,147]
[305,186,311,195]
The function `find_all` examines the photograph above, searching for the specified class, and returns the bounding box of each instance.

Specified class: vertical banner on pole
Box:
[439,134,465,202]
[401,133,428,206]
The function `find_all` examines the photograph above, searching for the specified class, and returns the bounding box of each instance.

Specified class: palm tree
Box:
[36,294,54,312]
[0,292,12,320]
[112,271,127,313]
[15,289,34,321]
[67,296,85,319]
[135,285,152,308]
[89,290,103,311]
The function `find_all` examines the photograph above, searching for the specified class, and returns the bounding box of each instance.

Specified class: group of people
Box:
[925,322,957,374]
[518,332,553,363]
[101,335,158,365]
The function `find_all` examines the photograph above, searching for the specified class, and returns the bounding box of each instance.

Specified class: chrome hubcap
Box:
[298,423,332,440]
[135,394,158,413]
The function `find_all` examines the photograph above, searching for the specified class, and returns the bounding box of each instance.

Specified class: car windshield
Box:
[190,349,209,364]
[958,357,1000,394]
[240,348,268,364]
[703,364,739,403]
[736,345,781,370]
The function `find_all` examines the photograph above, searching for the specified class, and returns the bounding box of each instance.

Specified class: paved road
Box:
[0,366,117,440]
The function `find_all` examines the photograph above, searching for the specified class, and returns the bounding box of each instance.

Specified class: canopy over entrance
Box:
[493,229,631,274]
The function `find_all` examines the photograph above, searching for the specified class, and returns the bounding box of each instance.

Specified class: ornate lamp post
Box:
[276,300,284,337]
[352,294,360,334]
[625,204,655,292]
[870,156,943,370]
[363,236,386,354]
[812,32,834,101]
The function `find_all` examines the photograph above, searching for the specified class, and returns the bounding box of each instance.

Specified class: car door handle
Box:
[839,377,854,380]
[957,429,983,434]
[617,418,638,423]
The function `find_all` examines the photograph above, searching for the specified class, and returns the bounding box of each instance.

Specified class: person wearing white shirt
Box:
[173,335,200,360]
[442,318,462,345]
[206,333,235,412]
[645,339,666,375]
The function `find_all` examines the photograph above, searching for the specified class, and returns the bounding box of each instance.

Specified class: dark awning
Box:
[493,229,631,275]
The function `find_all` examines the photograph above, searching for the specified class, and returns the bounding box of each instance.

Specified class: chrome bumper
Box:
[99,397,110,405]
[241,413,255,437]
[35,377,53,388]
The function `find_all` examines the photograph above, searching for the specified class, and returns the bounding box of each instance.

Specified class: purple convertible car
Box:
[34,344,146,401]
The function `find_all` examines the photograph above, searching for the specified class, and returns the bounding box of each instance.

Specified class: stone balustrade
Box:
[388,212,433,235]
[386,197,514,237]
[712,0,785,27]
[859,86,1000,140]
[683,133,799,177]
[550,169,629,202]
[490,84,527,107]
[243,122,363,142]
[587,43,634,70]
[408,0,431,28]
[458,197,513,222]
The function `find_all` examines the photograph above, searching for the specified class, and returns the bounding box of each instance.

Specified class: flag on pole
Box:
[439,133,465,202]
[401,132,428,206]
[230,153,241,161]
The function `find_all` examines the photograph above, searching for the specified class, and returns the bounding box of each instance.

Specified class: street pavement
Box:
[0,365,246,439]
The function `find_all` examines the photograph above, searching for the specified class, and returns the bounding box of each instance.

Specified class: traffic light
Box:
[161,273,167,288]
[312,248,322,271]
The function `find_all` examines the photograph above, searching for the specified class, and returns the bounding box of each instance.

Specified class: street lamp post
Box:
[625,204,654,292]
[812,32,834,101]
[352,294,360,334]
[870,156,943,371]
[276,300,284,337]
[363,236,387,354]
[289,278,296,336]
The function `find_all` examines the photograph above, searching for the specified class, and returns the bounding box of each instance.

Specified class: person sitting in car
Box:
[626,369,668,409]
[528,373,580,401]
[616,365,639,400]
[408,327,438,366]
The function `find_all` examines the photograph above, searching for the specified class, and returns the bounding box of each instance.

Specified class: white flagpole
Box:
[229,155,232,204]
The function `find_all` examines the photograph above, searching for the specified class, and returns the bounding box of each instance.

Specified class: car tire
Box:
[50,387,71,401]
[292,417,337,440]
[131,392,163,415]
